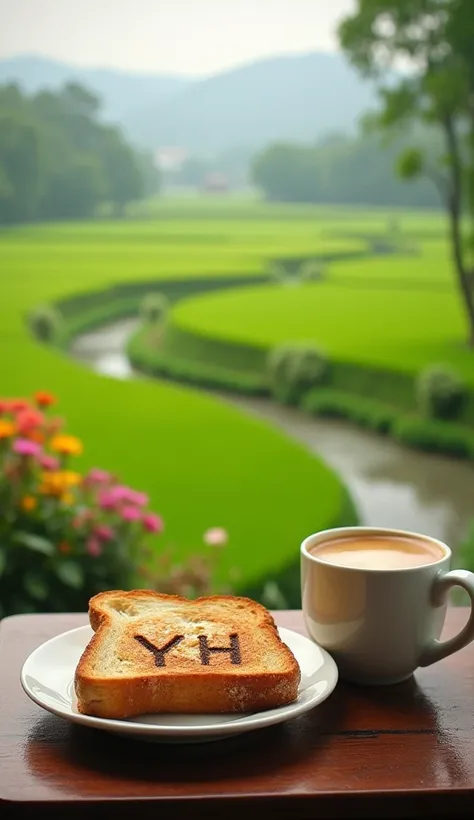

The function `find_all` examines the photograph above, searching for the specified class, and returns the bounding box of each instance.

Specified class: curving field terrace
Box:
[1,199,383,598]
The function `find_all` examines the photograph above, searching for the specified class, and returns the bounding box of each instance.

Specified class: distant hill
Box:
[126,52,379,154]
[0,55,190,135]
[0,52,378,155]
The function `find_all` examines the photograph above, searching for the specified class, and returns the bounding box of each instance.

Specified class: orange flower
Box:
[20,495,37,512]
[0,419,15,439]
[61,491,74,505]
[24,429,45,444]
[50,434,83,456]
[35,391,56,407]
[58,541,71,554]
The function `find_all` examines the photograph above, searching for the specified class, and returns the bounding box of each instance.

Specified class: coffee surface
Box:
[310,535,444,570]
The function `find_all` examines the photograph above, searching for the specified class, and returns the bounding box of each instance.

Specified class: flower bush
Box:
[0,392,231,617]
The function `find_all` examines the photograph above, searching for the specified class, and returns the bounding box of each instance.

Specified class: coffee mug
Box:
[301,526,474,685]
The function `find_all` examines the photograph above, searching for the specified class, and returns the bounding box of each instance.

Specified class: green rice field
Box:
[0,198,467,588]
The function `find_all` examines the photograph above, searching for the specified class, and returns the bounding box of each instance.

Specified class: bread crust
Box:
[74,590,300,719]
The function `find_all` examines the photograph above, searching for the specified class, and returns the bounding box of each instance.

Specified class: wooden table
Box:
[1,610,474,819]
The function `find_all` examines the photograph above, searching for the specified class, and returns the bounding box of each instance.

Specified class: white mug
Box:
[301,526,474,685]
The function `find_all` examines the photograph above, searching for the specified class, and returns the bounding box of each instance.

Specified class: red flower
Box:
[10,399,32,413]
[16,408,45,434]
[35,391,56,407]
[0,399,31,414]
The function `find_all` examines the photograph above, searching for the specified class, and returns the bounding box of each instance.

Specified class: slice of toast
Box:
[74,590,300,719]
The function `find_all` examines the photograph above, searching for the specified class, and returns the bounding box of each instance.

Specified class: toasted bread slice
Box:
[74,590,300,719]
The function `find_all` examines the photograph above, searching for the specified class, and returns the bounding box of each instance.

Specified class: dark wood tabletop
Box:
[1,610,474,820]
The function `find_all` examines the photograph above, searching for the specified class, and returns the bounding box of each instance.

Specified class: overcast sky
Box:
[0,0,355,76]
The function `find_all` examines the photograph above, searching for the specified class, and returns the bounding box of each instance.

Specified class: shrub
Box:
[0,391,233,617]
[299,260,326,282]
[416,365,467,421]
[393,415,474,459]
[267,344,329,404]
[140,292,169,324]
[302,389,396,434]
[27,304,62,343]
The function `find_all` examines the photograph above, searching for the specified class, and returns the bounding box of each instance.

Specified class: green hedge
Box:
[392,416,474,459]
[55,274,268,319]
[302,387,474,460]
[54,296,141,348]
[302,388,396,434]
[128,324,268,396]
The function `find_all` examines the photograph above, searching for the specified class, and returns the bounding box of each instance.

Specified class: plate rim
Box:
[20,623,338,737]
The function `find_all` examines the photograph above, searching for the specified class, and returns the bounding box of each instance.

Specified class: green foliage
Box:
[416,364,467,420]
[0,81,157,224]
[338,0,474,344]
[140,293,170,324]
[302,389,396,434]
[0,394,168,615]
[397,148,424,180]
[27,304,63,343]
[251,131,440,208]
[267,344,329,405]
[393,415,474,458]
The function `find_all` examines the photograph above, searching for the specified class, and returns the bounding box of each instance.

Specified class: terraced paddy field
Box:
[170,255,473,383]
[2,198,468,594]
[3,199,394,593]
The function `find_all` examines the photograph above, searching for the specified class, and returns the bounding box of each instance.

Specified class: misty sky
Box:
[0,0,355,76]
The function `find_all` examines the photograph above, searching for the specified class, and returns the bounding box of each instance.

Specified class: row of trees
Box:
[0,82,160,224]
[251,130,442,208]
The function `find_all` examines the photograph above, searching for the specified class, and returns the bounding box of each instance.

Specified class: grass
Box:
[0,200,372,591]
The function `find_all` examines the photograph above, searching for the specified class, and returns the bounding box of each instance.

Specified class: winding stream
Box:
[70,318,474,549]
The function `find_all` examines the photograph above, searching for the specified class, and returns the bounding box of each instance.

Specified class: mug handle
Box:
[420,570,474,667]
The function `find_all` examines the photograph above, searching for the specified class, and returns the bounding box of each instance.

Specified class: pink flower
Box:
[121,505,142,522]
[85,468,111,484]
[13,438,42,457]
[142,513,164,534]
[98,485,149,510]
[203,527,228,547]
[111,485,149,506]
[94,524,114,542]
[126,490,149,506]
[98,490,117,510]
[38,453,60,471]
[86,537,102,557]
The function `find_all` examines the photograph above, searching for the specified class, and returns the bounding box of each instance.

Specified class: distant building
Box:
[202,172,230,193]
[155,146,187,172]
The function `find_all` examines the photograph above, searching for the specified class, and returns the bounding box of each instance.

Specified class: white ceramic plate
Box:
[20,625,338,743]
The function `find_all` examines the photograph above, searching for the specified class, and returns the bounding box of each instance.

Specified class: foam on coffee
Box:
[310,534,444,570]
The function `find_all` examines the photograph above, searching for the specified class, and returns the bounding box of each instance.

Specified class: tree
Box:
[99,126,144,215]
[0,81,156,224]
[338,0,474,345]
[251,133,440,207]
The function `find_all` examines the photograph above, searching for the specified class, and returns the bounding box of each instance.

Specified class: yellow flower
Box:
[0,419,15,439]
[61,491,74,505]
[21,495,37,512]
[50,434,83,456]
[39,470,82,496]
